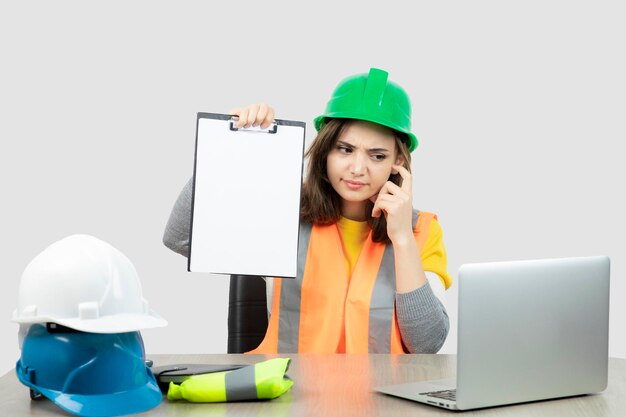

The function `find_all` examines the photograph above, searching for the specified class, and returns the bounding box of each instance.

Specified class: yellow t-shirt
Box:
[419,217,453,289]
[336,215,453,289]
[336,216,370,281]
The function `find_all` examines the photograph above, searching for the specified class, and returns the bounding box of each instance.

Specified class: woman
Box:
[164,68,452,354]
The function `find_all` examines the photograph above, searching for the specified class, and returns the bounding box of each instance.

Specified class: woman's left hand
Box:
[371,165,414,245]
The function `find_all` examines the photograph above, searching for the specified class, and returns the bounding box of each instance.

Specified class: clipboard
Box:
[151,363,246,391]
[189,112,305,278]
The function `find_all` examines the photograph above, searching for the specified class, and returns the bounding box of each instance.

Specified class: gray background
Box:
[1,1,624,375]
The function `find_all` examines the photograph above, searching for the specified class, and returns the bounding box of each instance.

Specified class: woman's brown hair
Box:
[300,118,412,243]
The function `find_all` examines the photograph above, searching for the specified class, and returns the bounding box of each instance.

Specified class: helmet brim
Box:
[18,370,162,417]
[12,310,168,334]
[313,115,418,152]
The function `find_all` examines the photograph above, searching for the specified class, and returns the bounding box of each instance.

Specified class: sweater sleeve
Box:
[163,178,193,257]
[396,281,450,353]
[395,214,452,353]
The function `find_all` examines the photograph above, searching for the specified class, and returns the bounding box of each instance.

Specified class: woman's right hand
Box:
[229,103,275,129]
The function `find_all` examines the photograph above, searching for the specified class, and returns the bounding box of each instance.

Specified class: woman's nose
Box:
[350,152,366,175]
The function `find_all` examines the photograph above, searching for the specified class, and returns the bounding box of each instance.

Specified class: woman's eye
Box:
[337,146,352,154]
[372,154,386,161]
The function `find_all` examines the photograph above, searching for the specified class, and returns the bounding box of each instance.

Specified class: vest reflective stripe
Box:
[277,222,312,353]
[365,210,419,353]
[390,309,404,352]
[414,210,432,252]
[248,210,437,354]
[367,242,397,353]
[224,364,257,401]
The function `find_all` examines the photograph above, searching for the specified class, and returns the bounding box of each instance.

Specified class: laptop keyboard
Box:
[421,389,457,402]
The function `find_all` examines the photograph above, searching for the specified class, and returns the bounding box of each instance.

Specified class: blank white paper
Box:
[189,114,305,278]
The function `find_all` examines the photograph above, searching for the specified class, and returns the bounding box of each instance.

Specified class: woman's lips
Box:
[344,180,366,190]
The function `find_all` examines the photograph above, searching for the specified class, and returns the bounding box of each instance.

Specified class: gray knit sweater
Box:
[163,179,449,353]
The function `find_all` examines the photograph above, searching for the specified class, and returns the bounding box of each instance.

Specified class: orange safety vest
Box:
[248,210,437,354]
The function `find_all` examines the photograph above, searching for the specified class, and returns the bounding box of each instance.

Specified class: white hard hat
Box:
[13,234,167,333]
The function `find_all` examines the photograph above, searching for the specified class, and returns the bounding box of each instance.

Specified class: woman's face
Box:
[326,120,401,220]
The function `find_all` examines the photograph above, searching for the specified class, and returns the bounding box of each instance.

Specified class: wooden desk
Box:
[1,354,624,416]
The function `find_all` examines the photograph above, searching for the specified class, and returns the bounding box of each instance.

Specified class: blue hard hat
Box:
[16,324,161,417]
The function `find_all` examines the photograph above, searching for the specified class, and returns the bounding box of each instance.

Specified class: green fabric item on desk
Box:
[167,358,293,402]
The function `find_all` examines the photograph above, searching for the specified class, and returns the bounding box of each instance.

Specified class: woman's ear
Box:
[391,156,403,175]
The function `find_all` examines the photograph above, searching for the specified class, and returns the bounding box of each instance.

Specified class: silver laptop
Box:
[375,256,610,410]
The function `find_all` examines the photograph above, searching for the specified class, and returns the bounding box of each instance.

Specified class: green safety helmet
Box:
[314,68,418,152]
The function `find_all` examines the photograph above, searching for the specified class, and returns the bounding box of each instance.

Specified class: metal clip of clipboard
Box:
[229,116,278,134]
